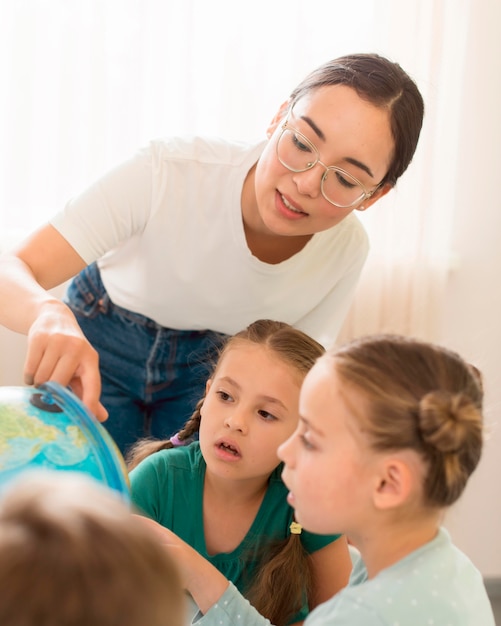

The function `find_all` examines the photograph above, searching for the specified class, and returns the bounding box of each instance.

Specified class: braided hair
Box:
[126,319,326,625]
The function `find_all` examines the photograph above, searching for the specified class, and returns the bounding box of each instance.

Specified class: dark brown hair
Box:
[330,334,484,507]
[127,319,325,625]
[289,53,424,187]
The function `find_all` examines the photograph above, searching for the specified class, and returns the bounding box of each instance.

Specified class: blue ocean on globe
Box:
[0,382,130,499]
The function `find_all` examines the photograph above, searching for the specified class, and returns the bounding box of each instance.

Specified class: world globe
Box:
[0,382,130,499]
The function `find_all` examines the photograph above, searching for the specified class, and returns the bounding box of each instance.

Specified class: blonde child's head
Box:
[331,334,483,508]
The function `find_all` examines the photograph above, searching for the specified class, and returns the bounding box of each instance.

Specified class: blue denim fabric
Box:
[64,263,228,455]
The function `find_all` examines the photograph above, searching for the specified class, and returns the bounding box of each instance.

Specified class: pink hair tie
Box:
[169,433,185,447]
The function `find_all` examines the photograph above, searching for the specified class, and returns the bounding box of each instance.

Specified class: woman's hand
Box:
[25,300,108,422]
[0,224,107,422]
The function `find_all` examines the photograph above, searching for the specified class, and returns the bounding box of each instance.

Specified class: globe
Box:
[0,382,130,499]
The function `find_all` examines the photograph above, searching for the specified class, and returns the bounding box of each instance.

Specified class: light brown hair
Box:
[127,319,326,626]
[0,471,184,626]
[330,333,484,507]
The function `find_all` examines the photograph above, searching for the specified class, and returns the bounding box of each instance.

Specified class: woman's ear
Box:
[266,100,290,139]
[356,182,393,212]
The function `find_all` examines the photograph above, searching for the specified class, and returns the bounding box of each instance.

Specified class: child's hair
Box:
[126,319,324,463]
[289,52,425,187]
[126,318,326,626]
[330,334,484,507]
[0,470,184,626]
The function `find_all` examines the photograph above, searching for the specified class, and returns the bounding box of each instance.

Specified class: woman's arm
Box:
[0,224,107,420]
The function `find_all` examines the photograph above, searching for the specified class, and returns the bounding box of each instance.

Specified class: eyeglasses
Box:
[276,113,383,209]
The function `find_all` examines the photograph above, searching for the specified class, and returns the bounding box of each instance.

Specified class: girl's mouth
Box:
[214,440,242,461]
[219,442,239,456]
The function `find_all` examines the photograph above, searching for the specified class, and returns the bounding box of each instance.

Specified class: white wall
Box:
[438,1,501,579]
[0,327,26,387]
[0,283,67,387]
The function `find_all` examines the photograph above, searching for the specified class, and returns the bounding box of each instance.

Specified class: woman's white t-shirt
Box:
[50,136,368,348]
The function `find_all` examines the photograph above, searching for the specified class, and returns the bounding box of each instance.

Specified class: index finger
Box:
[69,374,109,423]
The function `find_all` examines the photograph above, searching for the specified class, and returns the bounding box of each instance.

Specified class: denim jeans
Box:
[64,263,229,455]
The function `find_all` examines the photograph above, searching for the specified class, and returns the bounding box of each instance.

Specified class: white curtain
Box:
[0,0,476,341]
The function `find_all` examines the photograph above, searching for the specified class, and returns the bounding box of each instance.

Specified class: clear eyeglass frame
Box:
[276,113,383,209]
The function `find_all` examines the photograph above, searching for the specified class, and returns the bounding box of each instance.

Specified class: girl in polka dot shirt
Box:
[151,334,495,625]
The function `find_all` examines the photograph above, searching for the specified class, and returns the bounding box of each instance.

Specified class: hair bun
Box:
[417,390,480,454]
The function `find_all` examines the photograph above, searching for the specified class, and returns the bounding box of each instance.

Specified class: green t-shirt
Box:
[129,442,341,622]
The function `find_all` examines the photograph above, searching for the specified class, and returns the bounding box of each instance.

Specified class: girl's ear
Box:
[372,457,414,510]
[266,100,290,139]
[200,379,213,417]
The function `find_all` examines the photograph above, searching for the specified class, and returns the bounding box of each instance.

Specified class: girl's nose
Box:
[224,410,248,434]
[278,430,296,465]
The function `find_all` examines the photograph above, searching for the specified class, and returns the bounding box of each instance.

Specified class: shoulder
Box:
[337,529,495,626]
[307,591,386,625]
[129,443,205,521]
[130,442,204,480]
[314,212,369,252]
[145,135,265,169]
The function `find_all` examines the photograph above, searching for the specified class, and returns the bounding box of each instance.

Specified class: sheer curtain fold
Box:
[339,0,472,342]
[0,0,473,341]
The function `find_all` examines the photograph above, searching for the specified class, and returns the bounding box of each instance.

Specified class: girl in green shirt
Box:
[128,319,352,626]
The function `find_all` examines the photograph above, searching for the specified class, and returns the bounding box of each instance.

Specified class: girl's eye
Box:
[258,409,278,422]
[216,390,233,402]
[300,433,315,450]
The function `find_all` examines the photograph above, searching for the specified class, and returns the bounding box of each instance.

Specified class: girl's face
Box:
[279,357,378,536]
[251,84,394,238]
[199,342,303,484]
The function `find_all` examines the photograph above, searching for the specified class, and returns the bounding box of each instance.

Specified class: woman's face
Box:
[250,84,394,238]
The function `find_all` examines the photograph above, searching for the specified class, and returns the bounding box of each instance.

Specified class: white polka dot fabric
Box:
[192,528,495,626]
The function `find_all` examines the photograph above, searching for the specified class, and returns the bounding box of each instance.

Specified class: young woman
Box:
[128,319,352,626]
[145,334,495,626]
[0,53,425,453]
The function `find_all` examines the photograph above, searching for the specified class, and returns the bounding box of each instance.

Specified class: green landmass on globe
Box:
[0,402,89,469]
[0,383,130,499]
